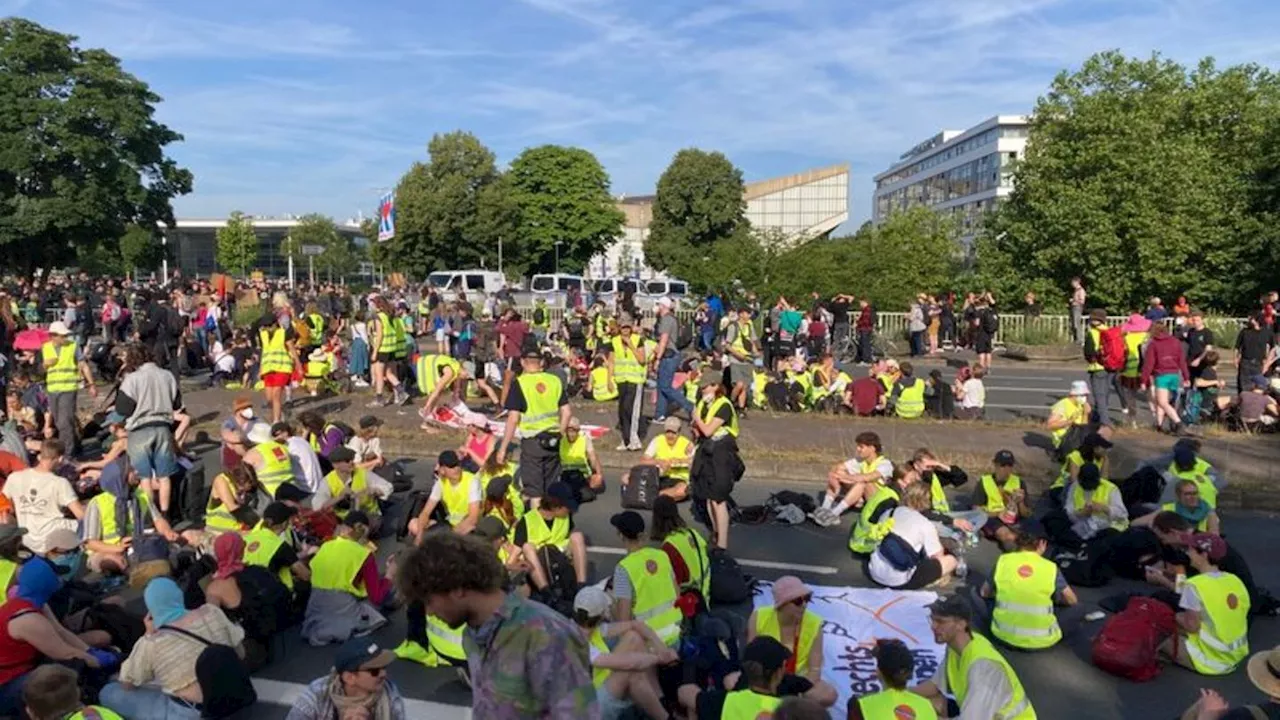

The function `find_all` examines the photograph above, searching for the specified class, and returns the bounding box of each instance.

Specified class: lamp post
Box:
[554,241,563,275]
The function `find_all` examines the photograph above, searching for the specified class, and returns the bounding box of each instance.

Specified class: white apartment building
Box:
[872,115,1029,246]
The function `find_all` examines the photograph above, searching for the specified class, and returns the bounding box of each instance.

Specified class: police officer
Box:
[495,341,570,506]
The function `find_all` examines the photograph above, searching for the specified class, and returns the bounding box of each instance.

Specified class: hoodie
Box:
[1140,333,1189,385]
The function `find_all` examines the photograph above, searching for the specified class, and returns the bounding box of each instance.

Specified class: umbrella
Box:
[13,328,48,352]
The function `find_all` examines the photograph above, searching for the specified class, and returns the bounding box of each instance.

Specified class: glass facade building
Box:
[165,218,365,278]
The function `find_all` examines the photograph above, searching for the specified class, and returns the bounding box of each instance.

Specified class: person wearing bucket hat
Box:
[745,576,838,708]
[1046,380,1093,456]
[40,320,95,457]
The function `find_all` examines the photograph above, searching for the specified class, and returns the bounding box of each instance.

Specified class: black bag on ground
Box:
[1054,537,1116,588]
[397,490,429,540]
[535,546,578,618]
[161,626,257,718]
[174,460,208,525]
[677,322,695,351]
[1118,466,1166,514]
[733,505,770,525]
[768,491,816,515]
[709,550,753,605]
[385,461,414,494]
[622,465,660,510]
[561,468,596,505]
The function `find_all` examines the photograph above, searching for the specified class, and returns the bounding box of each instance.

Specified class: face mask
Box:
[50,550,83,578]
[239,408,255,420]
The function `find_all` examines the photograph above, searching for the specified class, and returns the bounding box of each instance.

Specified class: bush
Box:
[1002,320,1072,345]
[232,303,264,330]
[1205,318,1240,350]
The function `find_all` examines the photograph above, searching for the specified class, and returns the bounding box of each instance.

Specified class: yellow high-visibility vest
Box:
[617,547,682,646]
[516,372,563,436]
[652,435,692,482]
[309,536,372,597]
[695,396,738,439]
[522,510,570,552]
[243,525,293,590]
[754,606,822,676]
[1070,479,1129,531]
[259,328,292,375]
[991,551,1062,650]
[42,342,79,393]
[325,468,380,518]
[849,483,899,554]
[978,473,1023,514]
[559,433,590,473]
[610,336,644,385]
[945,633,1036,719]
[1183,572,1250,675]
[664,527,709,600]
[895,377,926,419]
[254,440,294,497]
[590,366,618,402]
[858,688,939,720]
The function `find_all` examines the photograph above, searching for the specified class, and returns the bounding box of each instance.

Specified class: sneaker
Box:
[367,397,386,408]
[824,513,843,528]
[807,509,829,526]
[392,639,439,667]
[616,443,630,451]
[627,442,643,451]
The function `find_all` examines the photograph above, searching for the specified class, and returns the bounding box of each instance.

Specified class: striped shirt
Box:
[118,605,245,695]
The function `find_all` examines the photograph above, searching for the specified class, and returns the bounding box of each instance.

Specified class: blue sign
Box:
[378,191,395,241]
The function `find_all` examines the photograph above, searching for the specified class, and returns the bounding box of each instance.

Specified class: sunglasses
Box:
[791,595,811,607]
[360,666,386,677]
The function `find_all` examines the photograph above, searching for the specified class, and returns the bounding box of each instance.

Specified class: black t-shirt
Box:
[698,400,736,430]
[1236,328,1271,363]
[503,372,570,414]
[830,299,851,325]
[1185,327,1214,360]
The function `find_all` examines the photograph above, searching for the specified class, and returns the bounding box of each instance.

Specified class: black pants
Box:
[1238,359,1263,393]
[519,434,561,498]
[617,381,642,447]
[856,330,874,363]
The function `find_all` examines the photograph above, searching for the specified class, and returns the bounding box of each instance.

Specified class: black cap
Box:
[874,639,915,678]
[993,450,1016,466]
[329,447,357,464]
[333,638,396,674]
[359,415,383,430]
[610,511,646,539]
[1078,462,1101,486]
[521,339,542,359]
[1083,432,1113,449]
[485,475,513,500]
[472,516,508,541]
[344,510,371,528]
[437,450,460,468]
[544,481,578,512]
[274,483,313,503]
[270,421,293,437]
[262,502,298,525]
[928,594,972,622]
[740,636,791,674]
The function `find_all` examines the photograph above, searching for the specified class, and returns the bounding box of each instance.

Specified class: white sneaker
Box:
[616,443,630,451]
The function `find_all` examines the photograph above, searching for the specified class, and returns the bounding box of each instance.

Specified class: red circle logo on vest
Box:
[1017,564,1034,578]
[246,542,260,553]
[645,559,659,575]
[1227,593,1239,610]
[535,382,547,394]
[893,705,918,720]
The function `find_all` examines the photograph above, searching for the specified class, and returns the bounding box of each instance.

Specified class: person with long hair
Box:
[204,462,263,536]
[650,496,710,603]
[690,371,742,550]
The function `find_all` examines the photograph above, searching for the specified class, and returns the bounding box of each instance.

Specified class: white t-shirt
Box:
[285,436,324,494]
[869,507,942,588]
[352,321,369,344]
[5,468,80,553]
[960,378,986,409]
[843,457,894,481]
[347,436,383,464]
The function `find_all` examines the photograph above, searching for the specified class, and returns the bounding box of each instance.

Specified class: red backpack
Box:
[1091,596,1176,682]
[1099,326,1127,372]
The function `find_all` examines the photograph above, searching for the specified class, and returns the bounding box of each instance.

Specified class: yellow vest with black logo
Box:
[849,483,899,554]
[858,688,939,720]
[1183,572,1250,675]
[1086,326,1104,373]
[754,607,822,676]
[559,433,591,474]
[728,321,755,360]
[720,689,781,719]
[516,372,563,437]
[1070,479,1129,531]
[523,510,570,552]
[946,633,1035,719]
[610,336,644,384]
[89,489,150,547]
[991,551,1062,650]
[929,474,950,514]
[979,473,1023,514]
[0,559,17,595]
[695,396,739,439]
[426,614,467,664]
[1168,459,1217,508]
[204,474,247,531]
[254,440,294,497]
[243,525,293,590]
[1161,502,1211,532]
[1122,331,1147,379]
[618,547,681,646]
[42,342,79,393]
[653,435,692,482]
[416,354,461,396]
[66,706,125,720]
[325,468,380,518]
[664,527,709,600]
[310,536,372,598]
[258,328,292,375]
[589,627,612,688]
[376,312,401,355]
[532,304,550,330]
[435,473,479,526]
[590,366,617,401]
[895,377,926,419]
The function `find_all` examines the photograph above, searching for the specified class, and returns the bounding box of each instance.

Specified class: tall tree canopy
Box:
[215,211,258,277]
[644,149,747,278]
[0,18,192,273]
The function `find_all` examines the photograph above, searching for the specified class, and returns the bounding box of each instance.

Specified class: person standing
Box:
[255,306,299,424]
[1235,313,1272,394]
[116,345,182,522]
[495,342,571,506]
[1069,277,1086,343]
[829,294,853,356]
[855,299,876,365]
[1083,309,1114,427]
[607,319,647,451]
[724,306,758,416]
[40,321,95,456]
[395,532,599,719]
[652,297,693,422]
[691,372,741,550]
[496,309,529,409]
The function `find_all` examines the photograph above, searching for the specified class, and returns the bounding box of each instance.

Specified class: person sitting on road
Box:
[1144,513,1277,618]
[908,448,985,542]
[677,636,791,719]
[573,586,676,720]
[241,421,297,500]
[745,576,838,708]
[641,416,694,502]
[585,354,619,402]
[1233,374,1279,428]
[409,450,481,541]
[243,501,312,619]
[651,496,711,607]
[480,474,525,537]
[1045,463,1128,549]
[457,416,496,473]
[472,515,528,585]
[812,431,892,528]
[22,664,124,720]
[888,361,927,419]
[82,455,194,574]
[843,367,888,417]
[1134,479,1220,534]
[848,639,938,720]
[1159,439,1225,508]
[1050,431,1113,506]
[316,447,391,535]
[512,482,589,594]
[975,450,1031,549]
[302,511,395,646]
[559,417,605,502]
[608,511,681,648]
[1179,645,1280,720]
[346,415,387,472]
[980,527,1078,651]
[287,638,408,720]
[848,465,914,557]
[1159,533,1251,676]
[203,461,263,536]
[202,532,289,669]
[1046,380,1092,457]
[869,482,962,591]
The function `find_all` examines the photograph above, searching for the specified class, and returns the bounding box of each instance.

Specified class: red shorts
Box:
[262,372,291,388]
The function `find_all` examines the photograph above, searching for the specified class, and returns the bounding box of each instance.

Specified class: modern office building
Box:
[164,217,365,278]
[872,115,1029,246]
[592,163,850,278]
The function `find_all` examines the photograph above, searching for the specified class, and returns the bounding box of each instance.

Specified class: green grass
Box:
[1001,322,1072,345]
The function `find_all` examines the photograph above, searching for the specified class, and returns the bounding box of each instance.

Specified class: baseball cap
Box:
[485,475,513,500]
[1070,380,1090,397]
[545,482,579,512]
[609,511,645,539]
[663,416,683,433]
[44,529,81,552]
[740,636,792,674]
[574,586,611,619]
[0,525,27,544]
[334,639,396,674]
[437,450,460,468]
[358,415,383,430]
[929,594,972,622]
[1188,533,1227,562]
[1252,374,1270,390]
[328,447,357,464]
[472,516,508,541]
[1089,309,1107,323]
[993,450,1016,466]
[262,502,298,525]
[274,483,314,503]
[47,321,71,336]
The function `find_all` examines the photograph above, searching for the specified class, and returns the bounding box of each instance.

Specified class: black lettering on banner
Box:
[820,620,855,640]
[833,644,882,696]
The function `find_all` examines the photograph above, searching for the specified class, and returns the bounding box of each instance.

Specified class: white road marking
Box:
[588,546,839,575]
[981,403,1058,411]
[984,386,1074,393]
[253,678,472,718]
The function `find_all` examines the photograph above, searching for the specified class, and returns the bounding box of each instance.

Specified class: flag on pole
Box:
[377,191,395,241]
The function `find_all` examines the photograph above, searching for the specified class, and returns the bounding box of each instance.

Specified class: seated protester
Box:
[887,361,927,419]
[409,450,481,541]
[586,354,619,402]
[746,576,838,708]
[974,450,1031,549]
[297,411,351,466]
[302,348,333,397]
[677,636,792,720]
[23,664,125,720]
[287,638,408,720]
[317,447,391,536]
[608,511,681,648]
[559,417,605,501]
[203,462,264,536]
[868,483,962,591]
[572,586,677,720]
[456,417,496,473]
[1235,374,1279,427]
[243,502,312,616]
[101,577,245,719]
[843,371,886,417]
[1045,463,1128,549]
[980,527,1078,651]
[202,533,288,669]
[641,417,694,501]
[83,456,195,574]
[1146,513,1274,618]
[242,421,296,499]
[512,482,589,594]
[651,496,710,606]
[481,474,525,535]
[1133,479,1220,534]
[281,421,326,497]
[1181,657,1280,720]
[848,639,938,720]
[471,515,528,583]
[914,595,1036,720]
[1187,350,1233,423]
[908,448,985,541]
[219,396,257,469]
[3,440,85,555]
[75,421,128,483]
[848,465,913,556]
[1159,533,1251,676]
[813,431,892,528]
[1159,439,1225,508]
[301,511,395,647]
[1046,381,1092,458]
[347,415,387,471]
[0,561,120,717]
[924,369,956,419]
[1050,432,1113,506]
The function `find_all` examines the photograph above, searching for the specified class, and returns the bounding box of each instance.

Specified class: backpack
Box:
[981,310,999,334]
[676,322,695,351]
[1100,326,1127,372]
[1054,540,1116,588]
[709,550,753,605]
[536,546,578,617]
[622,465,660,510]
[162,626,258,718]
[1090,596,1175,682]
[877,532,923,572]
[533,306,546,325]
[767,491,816,515]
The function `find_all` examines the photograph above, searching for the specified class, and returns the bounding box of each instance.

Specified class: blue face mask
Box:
[50,550,83,578]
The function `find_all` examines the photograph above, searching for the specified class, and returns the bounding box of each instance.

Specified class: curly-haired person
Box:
[395,532,599,719]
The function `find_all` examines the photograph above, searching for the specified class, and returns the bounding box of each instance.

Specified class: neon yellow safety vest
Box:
[309,536,372,598]
[729,321,755,359]
[204,474,247,532]
[610,336,644,384]
[929,475,950,514]
[1168,459,1217,508]
[42,342,79,393]
[751,371,769,409]
[435,473,479,526]
[1160,502,1211,532]
[1052,449,1102,490]
[66,707,125,720]
[258,328,293,375]
[307,313,324,339]
[695,396,739,439]
[1070,479,1129,531]
[946,633,1036,719]
[1086,327,1104,372]
[397,316,414,358]
[1122,332,1147,379]
[991,551,1062,650]
[90,489,151,546]
[895,378,926,419]
[532,304,550,330]
[304,358,330,380]
[849,483,899,554]
[325,468,380,519]
[254,440,294,498]
[617,546,682,646]
[588,627,612,688]
[1183,572,1250,675]
[516,372,563,437]
[308,424,341,454]
[684,379,698,405]
[376,312,401,355]
[755,607,822,676]
[858,688,939,720]
[590,366,618,401]
[416,354,461,396]
[653,435,692,482]
[720,689,781,719]
[417,301,430,317]
[243,525,292,590]
[559,433,590,473]
[426,614,467,663]
[523,510,570,552]
[0,559,18,594]
[787,370,813,407]
[1049,397,1088,450]
[979,473,1023,514]
[664,527,709,600]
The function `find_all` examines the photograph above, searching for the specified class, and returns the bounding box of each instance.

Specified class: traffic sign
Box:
[301,244,325,256]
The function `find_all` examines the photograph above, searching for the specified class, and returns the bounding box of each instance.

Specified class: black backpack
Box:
[676,321,694,351]
[533,306,546,325]
[162,626,258,718]
[536,546,579,618]
[709,550,753,605]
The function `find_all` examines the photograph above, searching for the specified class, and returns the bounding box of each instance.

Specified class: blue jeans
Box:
[100,683,203,720]
[656,352,693,418]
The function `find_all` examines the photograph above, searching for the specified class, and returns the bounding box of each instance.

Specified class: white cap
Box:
[1070,380,1090,396]
[656,297,674,309]
[47,321,71,336]
[247,422,273,445]
[573,586,611,618]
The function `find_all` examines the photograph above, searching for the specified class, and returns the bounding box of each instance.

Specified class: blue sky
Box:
[8,0,1280,229]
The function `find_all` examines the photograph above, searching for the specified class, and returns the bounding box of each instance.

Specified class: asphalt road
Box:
[233,457,1278,720]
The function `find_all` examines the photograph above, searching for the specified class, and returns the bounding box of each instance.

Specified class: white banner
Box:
[754,583,944,718]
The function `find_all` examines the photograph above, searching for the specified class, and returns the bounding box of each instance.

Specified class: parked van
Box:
[425,270,506,296]
[643,278,690,300]
[591,277,641,298]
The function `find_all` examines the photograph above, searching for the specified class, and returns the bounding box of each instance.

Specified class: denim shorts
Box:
[127,424,180,479]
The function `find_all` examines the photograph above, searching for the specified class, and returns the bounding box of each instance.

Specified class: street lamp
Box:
[554,241,563,275]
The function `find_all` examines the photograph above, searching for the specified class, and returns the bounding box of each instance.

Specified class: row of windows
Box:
[877,126,1027,188]
[874,152,1016,215]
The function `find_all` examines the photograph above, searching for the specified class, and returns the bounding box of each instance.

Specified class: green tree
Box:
[119,224,165,274]
[506,145,623,275]
[977,51,1280,313]
[215,211,258,276]
[0,19,192,274]
[645,149,747,277]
